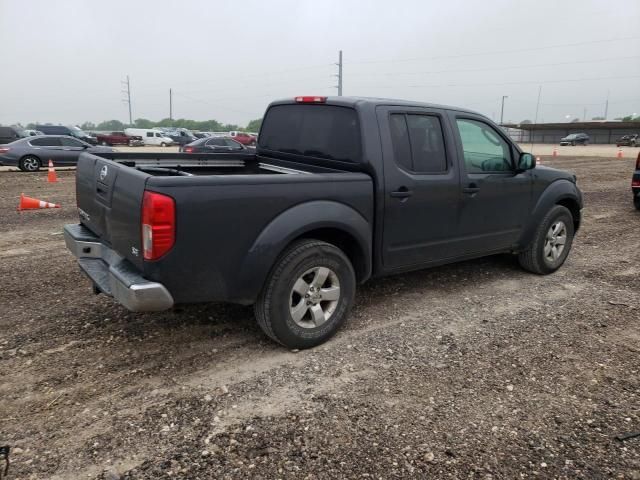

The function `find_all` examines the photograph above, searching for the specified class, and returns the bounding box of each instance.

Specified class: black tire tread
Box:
[254,239,351,346]
[518,205,572,274]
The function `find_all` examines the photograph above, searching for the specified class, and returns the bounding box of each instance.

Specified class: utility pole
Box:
[531,86,542,152]
[604,89,609,120]
[121,75,132,126]
[169,88,173,121]
[500,95,508,125]
[334,50,343,96]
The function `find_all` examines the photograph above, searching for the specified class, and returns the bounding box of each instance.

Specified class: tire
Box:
[160,142,167,147]
[571,141,575,146]
[101,140,109,146]
[632,141,637,147]
[254,239,356,349]
[634,195,640,211]
[18,155,41,172]
[518,205,575,275]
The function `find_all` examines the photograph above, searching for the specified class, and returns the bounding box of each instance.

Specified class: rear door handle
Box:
[390,188,413,199]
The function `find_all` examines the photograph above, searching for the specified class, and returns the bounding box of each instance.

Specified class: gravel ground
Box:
[0,156,639,479]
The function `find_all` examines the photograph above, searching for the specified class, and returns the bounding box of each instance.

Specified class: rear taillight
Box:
[0,147,9,154]
[295,96,327,103]
[184,146,194,153]
[142,191,175,261]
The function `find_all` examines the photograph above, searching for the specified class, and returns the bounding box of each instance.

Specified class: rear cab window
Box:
[259,104,361,163]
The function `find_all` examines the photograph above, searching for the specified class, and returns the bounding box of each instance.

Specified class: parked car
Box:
[0,126,27,144]
[560,133,589,146]
[124,128,175,147]
[180,136,247,153]
[23,129,45,136]
[96,131,144,146]
[229,131,256,146]
[164,130,196,146]
[0,135,113,171]
[617,134,638,147]
[35,125,97,145]
[633,151,640,210]
[64,95,582,349]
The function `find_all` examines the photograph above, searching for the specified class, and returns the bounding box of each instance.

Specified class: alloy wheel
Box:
[289,266,341,329]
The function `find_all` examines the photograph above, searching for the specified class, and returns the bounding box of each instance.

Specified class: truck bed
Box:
[94,151,343,177]
[74,152,374,305]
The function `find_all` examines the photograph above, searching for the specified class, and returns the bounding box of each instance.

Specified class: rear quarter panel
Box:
[143,173,373,304]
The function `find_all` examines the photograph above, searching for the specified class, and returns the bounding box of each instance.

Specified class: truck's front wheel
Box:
[255,239,356,349]
[518,205,575,274]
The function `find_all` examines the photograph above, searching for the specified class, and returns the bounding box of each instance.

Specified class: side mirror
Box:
[517,152,536,172]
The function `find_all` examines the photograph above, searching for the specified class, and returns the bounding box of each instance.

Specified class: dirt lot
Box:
[1,156,639,479]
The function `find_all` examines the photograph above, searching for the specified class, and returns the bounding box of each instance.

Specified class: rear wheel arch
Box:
[235,201,372,304]
[289,227,368,283]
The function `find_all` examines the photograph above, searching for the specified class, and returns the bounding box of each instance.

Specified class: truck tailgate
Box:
[76,153,148,270]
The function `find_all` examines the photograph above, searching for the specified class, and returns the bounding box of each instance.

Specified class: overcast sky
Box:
[1,0,639,127]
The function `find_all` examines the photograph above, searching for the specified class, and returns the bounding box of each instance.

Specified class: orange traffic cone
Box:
[47,159,58,183]
[18,193,60,211]
[552,147,558,157]
[617,148,623,159]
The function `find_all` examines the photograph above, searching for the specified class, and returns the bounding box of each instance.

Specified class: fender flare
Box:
[232,200,372,304]
[518,179,582,249]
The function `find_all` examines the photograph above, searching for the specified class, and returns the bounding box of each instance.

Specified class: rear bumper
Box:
[64,224,174,312]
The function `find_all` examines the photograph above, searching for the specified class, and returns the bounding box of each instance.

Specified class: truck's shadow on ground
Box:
[119,253,524,347]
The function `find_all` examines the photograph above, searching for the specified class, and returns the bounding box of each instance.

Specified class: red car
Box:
[229,131,256,146]
[96,131,143,146]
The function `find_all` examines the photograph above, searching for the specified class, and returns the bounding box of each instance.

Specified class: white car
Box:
[124,128,175,147]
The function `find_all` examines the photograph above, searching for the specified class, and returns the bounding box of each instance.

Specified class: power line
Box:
[345,55,640,78]
[348,36,640,66]
[351,74,640,90]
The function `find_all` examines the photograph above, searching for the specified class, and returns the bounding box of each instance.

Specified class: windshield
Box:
[70,126,89,137]
[565,134,578,139]
[259,104,361,163]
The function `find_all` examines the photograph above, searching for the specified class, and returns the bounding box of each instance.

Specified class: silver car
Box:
[0,135,114,171]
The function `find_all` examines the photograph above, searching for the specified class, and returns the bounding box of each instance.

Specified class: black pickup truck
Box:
[64,96,583,348]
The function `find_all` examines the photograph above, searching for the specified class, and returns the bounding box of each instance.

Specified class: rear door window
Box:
[389,113,447,173]
[259,104,361,163]
[61,137,84,147]
[30,137,62,147]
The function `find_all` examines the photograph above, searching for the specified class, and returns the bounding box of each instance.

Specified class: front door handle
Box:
[390,187,413,199]
[462,183,480,194]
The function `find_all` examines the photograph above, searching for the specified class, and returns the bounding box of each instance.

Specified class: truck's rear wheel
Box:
[518,205,575,274]
[254,239,355,349]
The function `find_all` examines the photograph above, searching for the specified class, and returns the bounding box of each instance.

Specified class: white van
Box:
[124,128,175,147]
